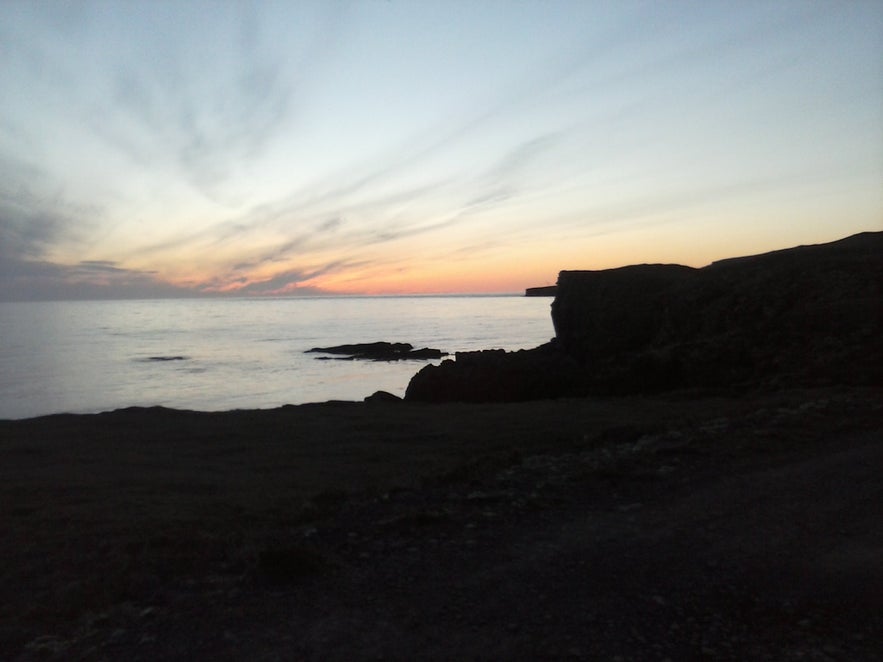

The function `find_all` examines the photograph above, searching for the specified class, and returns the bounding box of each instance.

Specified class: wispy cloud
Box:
[0,165,98,262]
[0,1,879,299]
[189,128,567,285]
[206,256,367,296]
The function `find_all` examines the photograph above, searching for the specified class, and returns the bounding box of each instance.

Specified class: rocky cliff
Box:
[406,232,882,402]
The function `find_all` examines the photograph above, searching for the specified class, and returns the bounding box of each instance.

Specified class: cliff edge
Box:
[407,232,883,401]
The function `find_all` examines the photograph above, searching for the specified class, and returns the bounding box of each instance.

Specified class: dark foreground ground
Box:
[1,387,881,660]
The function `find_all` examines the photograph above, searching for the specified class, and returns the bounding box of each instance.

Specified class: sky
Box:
[1,1,881,300]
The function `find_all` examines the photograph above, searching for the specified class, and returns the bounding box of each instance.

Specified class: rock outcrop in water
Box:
[307,342,447,361]
[406,232,883,402]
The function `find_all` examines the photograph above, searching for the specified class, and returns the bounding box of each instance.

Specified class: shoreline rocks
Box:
[405,343,582,402]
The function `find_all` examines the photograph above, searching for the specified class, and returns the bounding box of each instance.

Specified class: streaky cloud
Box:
[221,258,365,296]
[0,2,879,298]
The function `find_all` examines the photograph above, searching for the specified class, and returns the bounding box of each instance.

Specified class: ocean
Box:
[0,296,555,420]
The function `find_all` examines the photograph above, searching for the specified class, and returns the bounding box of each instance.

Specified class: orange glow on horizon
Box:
[135,221,876,299]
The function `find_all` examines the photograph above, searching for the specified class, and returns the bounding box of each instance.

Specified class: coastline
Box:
[2,386,881,659]
[3,232,881,658]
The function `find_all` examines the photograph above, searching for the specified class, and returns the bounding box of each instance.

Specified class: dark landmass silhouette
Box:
[2,389,879,659]
[408,232,882,401]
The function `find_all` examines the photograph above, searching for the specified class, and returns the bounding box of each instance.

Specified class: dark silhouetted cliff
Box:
[407,232,882,401]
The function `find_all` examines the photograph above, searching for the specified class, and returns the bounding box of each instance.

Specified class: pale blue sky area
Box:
[1,1,881,299]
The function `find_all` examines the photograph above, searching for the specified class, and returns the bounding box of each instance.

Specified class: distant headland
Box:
[524,285,557,297]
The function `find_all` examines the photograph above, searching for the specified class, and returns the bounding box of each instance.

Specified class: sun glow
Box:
[1,2,880,301]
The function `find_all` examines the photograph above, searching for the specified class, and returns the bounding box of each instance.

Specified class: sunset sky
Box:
[1,1,881,300]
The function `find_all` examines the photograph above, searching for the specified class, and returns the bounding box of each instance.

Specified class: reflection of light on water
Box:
[0,296,553,418]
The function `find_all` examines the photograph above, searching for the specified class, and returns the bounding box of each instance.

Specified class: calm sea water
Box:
[0,296,554,419]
